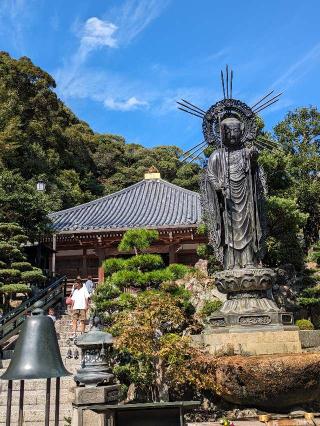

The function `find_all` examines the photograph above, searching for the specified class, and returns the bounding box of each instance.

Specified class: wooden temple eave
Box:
[41,225,202,245]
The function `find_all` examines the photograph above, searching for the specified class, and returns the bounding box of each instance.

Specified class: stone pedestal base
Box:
[71,385,120,426]
[192,329,302,356]
[208,309,294,328]
[210,267,294,329]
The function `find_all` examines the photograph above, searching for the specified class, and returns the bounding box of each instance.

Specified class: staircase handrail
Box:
[0,275,67,347]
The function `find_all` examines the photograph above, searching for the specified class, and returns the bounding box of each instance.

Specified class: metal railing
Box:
[0,275,67,347]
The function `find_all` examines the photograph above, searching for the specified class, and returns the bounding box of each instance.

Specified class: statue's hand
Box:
[221,184,231,198]
[249,146,259,159]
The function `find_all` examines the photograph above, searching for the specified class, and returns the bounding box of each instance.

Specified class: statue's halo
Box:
[202,98,258,147]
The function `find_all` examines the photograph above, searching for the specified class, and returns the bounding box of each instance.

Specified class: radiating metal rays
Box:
[176,99,206,119]
[177,67,284,132]
[180,140,207,163]
[177,106,203,119]
[252,91,283,114]
[230,69,233,99]
[251,90,274,109]
[220,65,233,99]
[181,99,206,114]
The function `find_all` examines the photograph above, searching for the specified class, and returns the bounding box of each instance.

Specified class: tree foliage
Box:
[111,290,213,401]
[0,222,45,313]
[257,107,320,269]
[0,52,201,239]
[118,229,159,255]
[93,231,210,401]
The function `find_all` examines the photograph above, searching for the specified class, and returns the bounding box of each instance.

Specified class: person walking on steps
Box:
[71,278,89,339]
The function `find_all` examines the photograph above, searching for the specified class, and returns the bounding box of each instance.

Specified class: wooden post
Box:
[82,248,87,278]
[52,234,57,277]
[98,266,105,285]
[169,244,177,264]
[96,248,105,285]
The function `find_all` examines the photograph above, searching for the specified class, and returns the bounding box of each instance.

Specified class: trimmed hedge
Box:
[109,270,148,290]
[21,269,46,284]
[125,254,164,272]
[295,319,314,330]
[103,258,127,277]
[166,263,190,279]
[0,269,21,283]
[144,269,174,288]
[0,284,31,294]
[11,262,33,272]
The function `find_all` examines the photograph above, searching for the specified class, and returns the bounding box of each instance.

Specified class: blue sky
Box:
[1,0,320,151]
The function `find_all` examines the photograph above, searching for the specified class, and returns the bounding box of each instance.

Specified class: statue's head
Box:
[220,117,244,148]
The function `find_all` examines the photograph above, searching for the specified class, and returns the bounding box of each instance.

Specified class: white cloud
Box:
[115,0,170,45]
[0,0,33,52]
[104,96,148,111]
[271,42,320,90]
[79,17,118,59]
[55,1,170,113]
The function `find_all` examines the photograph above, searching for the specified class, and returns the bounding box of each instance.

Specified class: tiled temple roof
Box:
[49,178,201,233]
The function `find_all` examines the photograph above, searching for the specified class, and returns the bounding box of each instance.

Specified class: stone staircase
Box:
[0,312,80,425]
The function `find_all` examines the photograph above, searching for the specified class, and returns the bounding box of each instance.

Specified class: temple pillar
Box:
[82,248,88,278]
[96,248,105,285]
[169,244,177,264]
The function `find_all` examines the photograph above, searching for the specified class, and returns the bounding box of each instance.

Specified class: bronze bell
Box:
[1,304,70,380]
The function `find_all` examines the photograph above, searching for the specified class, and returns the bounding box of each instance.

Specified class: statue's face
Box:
[221,118,242,147]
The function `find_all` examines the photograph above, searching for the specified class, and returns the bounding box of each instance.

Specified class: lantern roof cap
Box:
[74,317,113,347]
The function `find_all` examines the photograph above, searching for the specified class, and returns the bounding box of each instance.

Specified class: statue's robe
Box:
[201,146,266,269]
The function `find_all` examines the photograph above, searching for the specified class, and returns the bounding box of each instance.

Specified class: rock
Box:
[214,353,320,409]
[176,275,225,313]
[125,383,136,402]
[194,259,209,276]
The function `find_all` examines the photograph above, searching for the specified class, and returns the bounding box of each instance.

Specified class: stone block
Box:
[73,385,120,405]
[299,330,320,348]
[193,329,302,356]
[71,406,107,426]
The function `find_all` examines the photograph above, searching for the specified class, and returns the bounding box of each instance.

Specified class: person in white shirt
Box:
[71,279,89,337]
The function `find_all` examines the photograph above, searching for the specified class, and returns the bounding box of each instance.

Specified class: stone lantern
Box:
[74,316,117,390]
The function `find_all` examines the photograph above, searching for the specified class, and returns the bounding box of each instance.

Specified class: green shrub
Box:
[103,258,126,277]
[160,282,194,315]
[117,293,137,310]
[0,261,6,268]
[301,285,320,297]
[0,284,31,294]
[295,319,314,330]
[21,269,46,284]
[298,297,320,306]
[144,269,174,288]
[11,262,33,272]
[126,254,164,272]
[109,270,148,290]
[301,275,317,287]
[118,229,159,253]
[0,269,21,283]
[199,299,223,317]
[196,244,208,258]
[166,263,190,279]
